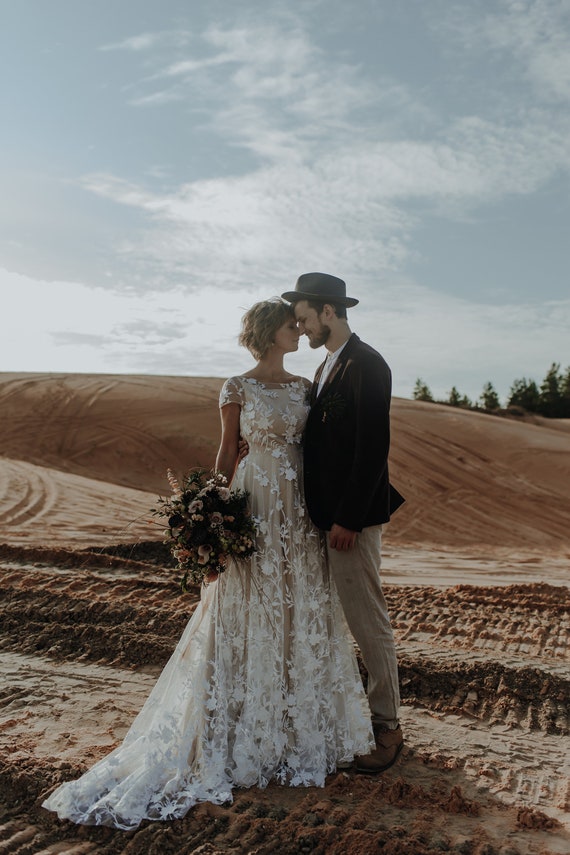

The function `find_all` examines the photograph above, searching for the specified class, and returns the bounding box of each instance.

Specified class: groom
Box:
[281,272,405,773]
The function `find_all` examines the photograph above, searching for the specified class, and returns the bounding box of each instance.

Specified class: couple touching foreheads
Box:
[43,273,405,830]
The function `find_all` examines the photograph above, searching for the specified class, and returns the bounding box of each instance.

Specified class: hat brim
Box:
[281,290,359,308]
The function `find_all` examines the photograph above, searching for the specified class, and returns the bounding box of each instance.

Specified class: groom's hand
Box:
[329,523,357,551]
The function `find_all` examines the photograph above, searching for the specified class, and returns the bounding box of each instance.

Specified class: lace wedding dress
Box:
[42,376,373,829]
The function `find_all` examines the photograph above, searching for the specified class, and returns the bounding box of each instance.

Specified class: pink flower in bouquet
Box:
[209,511,224,527]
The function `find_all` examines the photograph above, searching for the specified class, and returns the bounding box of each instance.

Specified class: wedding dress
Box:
[42,376,373,829]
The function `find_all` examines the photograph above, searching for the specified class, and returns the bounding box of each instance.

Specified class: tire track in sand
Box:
[0,549,569,853]
[0,460,156,546]
[0,461,57,527]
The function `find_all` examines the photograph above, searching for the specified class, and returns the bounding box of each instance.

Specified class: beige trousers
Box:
[325,525,400,729]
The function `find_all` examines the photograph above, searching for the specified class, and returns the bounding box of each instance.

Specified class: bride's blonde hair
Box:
[239,298,295,360]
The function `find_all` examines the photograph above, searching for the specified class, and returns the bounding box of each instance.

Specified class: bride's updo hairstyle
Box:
[239,298,295,360]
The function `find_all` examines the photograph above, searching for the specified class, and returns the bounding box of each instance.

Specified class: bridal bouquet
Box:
[153,469,257,589]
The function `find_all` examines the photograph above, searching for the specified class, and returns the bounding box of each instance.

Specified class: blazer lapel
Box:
[316,334,358,398]
[311,359,327,404]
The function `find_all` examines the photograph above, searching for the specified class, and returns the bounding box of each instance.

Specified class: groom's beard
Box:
[308,323,331,349]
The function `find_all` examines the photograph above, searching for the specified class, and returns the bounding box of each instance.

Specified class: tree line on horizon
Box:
[413,362,570,418]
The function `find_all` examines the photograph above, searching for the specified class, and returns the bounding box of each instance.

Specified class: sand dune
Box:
[389,399,570,548]
[0,372,221,493]
[0,458,154,546]
[0,372,569,854]
[1,372,569,550]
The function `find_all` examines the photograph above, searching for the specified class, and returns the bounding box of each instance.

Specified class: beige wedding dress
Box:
[42,376,373,829]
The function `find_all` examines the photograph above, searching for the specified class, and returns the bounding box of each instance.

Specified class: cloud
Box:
[122,20,393,157]
[130,90,185,107]
[4,4,566,401]
[78,90,570,298]
[100,31,194,53]
[100,32,162,52]
[0,268,252,374]
[353,278,570,401]
[51,332,109,347]
[484,0,570,102]
[111,319,188,345]
[3,267,569,405]
[80,175,157,209]
[434,0,570,103]
[76,12,570,304]
[79,163,410,293]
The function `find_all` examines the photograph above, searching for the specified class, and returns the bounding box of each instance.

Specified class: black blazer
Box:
[303,333,404,532]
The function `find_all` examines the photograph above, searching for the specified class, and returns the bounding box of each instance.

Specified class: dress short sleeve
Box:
[219,376,244,407]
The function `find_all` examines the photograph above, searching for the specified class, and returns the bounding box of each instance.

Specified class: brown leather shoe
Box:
[355,724,403,774]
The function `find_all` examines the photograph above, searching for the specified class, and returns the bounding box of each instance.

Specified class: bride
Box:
[42,298,374,830]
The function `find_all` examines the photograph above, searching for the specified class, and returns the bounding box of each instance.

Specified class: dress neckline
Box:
[240,375,304,388]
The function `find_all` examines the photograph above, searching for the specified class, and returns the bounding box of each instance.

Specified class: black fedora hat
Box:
[281,272,359,308]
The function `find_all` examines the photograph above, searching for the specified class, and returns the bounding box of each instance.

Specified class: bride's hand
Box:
[238,437,249,462]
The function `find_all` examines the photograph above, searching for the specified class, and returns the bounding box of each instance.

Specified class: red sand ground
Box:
[0,372,568,854]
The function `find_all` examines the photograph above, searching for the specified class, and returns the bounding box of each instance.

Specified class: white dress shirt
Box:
[317,340,348,396]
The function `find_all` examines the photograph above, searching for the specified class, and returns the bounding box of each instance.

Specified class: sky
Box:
[1,0,569,402]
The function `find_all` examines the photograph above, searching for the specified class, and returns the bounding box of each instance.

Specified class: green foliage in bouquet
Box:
[152,468,257,590]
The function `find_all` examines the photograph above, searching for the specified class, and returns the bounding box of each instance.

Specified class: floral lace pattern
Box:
[42,376,373,830]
